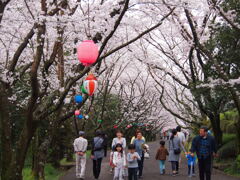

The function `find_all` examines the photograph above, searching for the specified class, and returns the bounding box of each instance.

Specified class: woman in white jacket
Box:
[112,143,126,180]
[112,130,126,149]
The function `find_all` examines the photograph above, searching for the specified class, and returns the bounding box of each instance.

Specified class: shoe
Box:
[172,173,176,177]
[139,176,143,179]
[163,169,165,174]
[192,173,196,176]
[188,175,192,178]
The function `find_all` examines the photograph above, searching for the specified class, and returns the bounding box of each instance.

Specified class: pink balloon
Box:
[77,40,99,66]
[75,110,80,116]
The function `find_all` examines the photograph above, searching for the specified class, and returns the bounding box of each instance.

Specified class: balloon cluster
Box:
[74,95,84,119]
[73,40,99,121]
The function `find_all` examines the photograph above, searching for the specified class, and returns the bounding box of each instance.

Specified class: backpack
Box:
[94,137,104,151]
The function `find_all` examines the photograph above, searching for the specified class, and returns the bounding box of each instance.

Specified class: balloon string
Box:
[87,1,91,39]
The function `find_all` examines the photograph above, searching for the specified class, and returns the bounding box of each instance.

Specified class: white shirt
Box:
[112,137,126,149]
[73,137,88,152]
[112,151,126,167]
[177,132,186,143]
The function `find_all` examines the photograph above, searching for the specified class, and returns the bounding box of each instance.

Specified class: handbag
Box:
[172,139,181,155]
[144,152,150,159]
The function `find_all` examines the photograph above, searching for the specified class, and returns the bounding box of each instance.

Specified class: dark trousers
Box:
[128,168,138,180]
[188,164,195,175]
[171,161,179,171]
[137,155,144,177]
[198,156,212,180]
[93,158,102,179]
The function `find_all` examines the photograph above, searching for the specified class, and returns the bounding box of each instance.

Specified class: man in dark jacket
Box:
[190,126,217,180]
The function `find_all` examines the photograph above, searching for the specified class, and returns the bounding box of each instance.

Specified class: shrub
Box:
[237,154,240,170]
[222,133,236,145]
[218,139,238,159]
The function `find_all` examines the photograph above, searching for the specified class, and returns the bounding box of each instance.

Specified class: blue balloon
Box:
[78,114,84,119]
[75,95,83,103]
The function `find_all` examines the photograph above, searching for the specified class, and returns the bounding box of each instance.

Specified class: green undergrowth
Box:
[23,164,63,180]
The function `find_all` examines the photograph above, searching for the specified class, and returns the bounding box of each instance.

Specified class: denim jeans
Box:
[159,160,165,174]
[188,164,195,175]
[171,161,179,171]
[137,155,144,177]
[128,168,138,180]
[198,156,212,180]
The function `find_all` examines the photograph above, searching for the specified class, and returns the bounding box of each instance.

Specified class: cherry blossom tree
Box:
[0,0,174,179]
[136,0,240,149]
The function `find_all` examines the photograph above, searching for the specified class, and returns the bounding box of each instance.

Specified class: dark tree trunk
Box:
[209,113,223,149]
[32,138,51,180]
[0,86,13,180]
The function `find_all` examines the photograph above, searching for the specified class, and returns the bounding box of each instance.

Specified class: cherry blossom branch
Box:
[95,0,130,71]
[99,8,175,61]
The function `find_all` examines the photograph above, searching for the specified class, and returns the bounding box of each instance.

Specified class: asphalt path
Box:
[60,141,240,180]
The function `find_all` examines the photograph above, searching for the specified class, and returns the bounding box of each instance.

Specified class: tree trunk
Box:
[32,138,51,180]
[209,113,223,149]
[0,85,13,179]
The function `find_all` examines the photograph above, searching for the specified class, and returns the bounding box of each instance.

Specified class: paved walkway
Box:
[60,141,239,180]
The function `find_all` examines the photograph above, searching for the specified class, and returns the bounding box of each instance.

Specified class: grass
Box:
[23,164,64,180]
[224,164,240,178]
[222,133,236,145]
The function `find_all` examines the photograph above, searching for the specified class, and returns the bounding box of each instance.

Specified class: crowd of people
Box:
[73,126,217,180]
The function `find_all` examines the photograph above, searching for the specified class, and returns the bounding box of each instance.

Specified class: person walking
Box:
[112,130,127,149]
[190,126,217,180]
[155,140,169,175]
[112,143,126,180]
[176,126,186,145]
[91,130,107,180]
[133,132,145,179]
[168,129,186,176]
[186,152,196,177]
[163,131,167,140]
[130,129,146,144]
[73,131,88,180]
[176,126,186,167]
[127,144,141,180]
[111,130,127,175]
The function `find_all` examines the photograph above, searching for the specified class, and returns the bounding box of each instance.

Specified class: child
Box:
[110,146,115,174]
[127,144,141,180]
[155,140,169,175]
[186,152,196,177]
[113,143,126,180]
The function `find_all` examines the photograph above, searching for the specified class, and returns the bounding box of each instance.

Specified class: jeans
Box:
[198,156,212,180]
[188,164,195,175]
[137,155,144,177]
[128,168,138,180]
[171,161,179,171]
[159,160,165,174]
[93,158,102,179]
[76,154,86,178]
